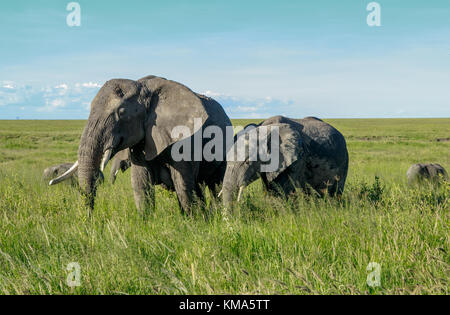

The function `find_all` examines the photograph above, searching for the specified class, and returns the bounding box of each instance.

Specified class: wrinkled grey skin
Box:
[77,75,231,214]
[43,163,104,186]
[109,149,131,184]
[109,149,175,191]
[222,116,349,206]
[407,163,448,185]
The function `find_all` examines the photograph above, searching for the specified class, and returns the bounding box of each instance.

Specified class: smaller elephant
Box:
[407,163,448,185]
[220,116,349,206]
[43,163,78,185]
[109,149,132,184]
[44,163,104,186]
[221,122,307,206]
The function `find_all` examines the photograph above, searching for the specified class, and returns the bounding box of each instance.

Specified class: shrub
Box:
[359,176,385,204]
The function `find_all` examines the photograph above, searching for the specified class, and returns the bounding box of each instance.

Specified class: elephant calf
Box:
[407,163,448,185]
[221,116,349,206]
[109,149,132,184]
[44,163,104,186]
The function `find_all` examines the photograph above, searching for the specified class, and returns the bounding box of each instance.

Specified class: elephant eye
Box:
[114,87,124,98]
[118,108,126,117]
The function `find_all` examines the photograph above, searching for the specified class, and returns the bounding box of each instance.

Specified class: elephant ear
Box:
[264,123,304,182]
[138,77,208,161]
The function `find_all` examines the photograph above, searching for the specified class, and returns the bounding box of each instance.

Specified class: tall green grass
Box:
[0,119,449,294]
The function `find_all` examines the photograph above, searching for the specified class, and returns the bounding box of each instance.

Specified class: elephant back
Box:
[138,76,208,161]
[297,117,349,195]
[407,163,448,184]
[298,118,347,164]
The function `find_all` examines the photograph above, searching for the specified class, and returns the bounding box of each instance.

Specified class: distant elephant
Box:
[44,163,104,186]
[109,149,132,184]
[50,75,231,214]
[221,116,349,206]
[407,163,448,185]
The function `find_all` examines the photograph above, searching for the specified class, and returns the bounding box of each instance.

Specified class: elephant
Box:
[407,163,448,185]
[44,163,104,186]
[221,116,349,206]
[109,149,132,184]
[50,75,232,215]
[45,150,131,186]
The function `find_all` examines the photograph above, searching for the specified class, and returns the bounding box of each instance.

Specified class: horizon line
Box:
[1,117,450,121]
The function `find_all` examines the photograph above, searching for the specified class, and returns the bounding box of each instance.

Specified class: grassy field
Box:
[0,119,449,295]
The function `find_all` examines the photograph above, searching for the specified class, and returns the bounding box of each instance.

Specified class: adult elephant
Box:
[50,75,231,214]
[221,116,348,206]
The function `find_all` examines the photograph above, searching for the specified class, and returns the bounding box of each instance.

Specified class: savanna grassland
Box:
[0,119,449,295]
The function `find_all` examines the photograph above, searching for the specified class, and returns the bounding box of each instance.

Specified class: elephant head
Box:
[109,149,131,184]
[43,163,75,181]
[45,163,104,186]
[221,123,304,206]
[50,75,209,211]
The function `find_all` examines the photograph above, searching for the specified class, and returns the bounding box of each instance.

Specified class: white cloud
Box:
[2,84,15,90]
[1,81,16,89]
[203,90,224,98]
[0,80,101,117]
[55,84,68,90]
[203,90,295,118]
[51,99,65,107]
[75,82,101,89]
[37,98,67,112]
[81,82,101,88]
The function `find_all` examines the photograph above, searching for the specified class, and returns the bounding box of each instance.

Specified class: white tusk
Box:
[100,149,112,172]
[217,189,223,198]
[49,161,79,186]
[237,186,245,202]
[114,169,119,177]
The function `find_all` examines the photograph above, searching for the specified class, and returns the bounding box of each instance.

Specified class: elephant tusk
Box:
[100,149,112,172]
[49,161,79,185]
[217,189,223,198]
[237,186,245,202]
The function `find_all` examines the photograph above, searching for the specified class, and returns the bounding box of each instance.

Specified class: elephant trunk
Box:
[222,180,234,208]
[77,118,112,211]
[222,168,246,207]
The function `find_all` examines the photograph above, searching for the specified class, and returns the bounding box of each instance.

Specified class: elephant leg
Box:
[201,162,225,197]
[169,161,199,215]
[270,162,304,197]
[196,183,207,205]
[131,163,155,217]
[269,175,294,197]
[260,174,270,196]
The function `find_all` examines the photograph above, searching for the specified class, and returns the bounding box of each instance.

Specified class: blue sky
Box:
[0,0,449,119]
